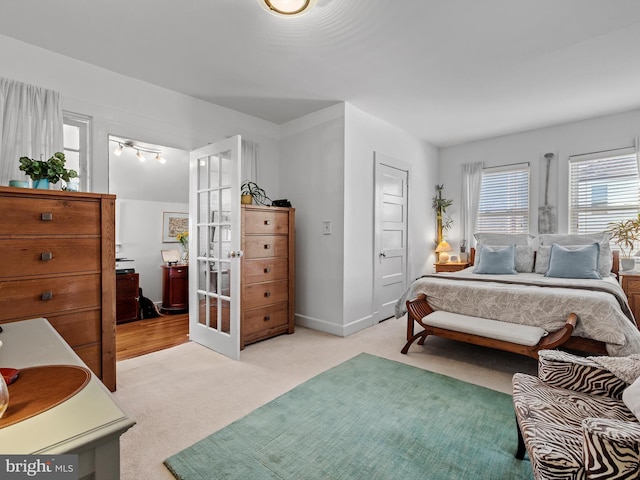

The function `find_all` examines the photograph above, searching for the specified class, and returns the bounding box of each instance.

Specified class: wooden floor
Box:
[116,313,190,361]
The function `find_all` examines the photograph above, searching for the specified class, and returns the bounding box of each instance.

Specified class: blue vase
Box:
[33,179,49,189]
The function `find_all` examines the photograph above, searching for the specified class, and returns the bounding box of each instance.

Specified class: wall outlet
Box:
[322,221,332,235]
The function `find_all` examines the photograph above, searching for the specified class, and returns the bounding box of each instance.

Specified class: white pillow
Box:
[538,232,609,246]
[474,233,534,246]
[623,375,640,422]
[534,243,613,277]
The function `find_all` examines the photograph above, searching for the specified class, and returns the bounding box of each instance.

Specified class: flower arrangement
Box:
[19,152,78,184]
[176,232,189,248]
[176,231,189,262]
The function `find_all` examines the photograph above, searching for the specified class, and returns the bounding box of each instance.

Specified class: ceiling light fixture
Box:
[258,0,317,17]
[110,138,167,165]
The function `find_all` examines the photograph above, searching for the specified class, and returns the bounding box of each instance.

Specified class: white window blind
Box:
[569,151,640,234]
[476,164,529,233]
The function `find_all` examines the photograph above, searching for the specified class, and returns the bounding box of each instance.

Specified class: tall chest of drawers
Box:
[0,187,116,391]
[241,205,295,349]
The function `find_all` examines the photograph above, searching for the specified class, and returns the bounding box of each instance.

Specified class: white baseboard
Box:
[295,313,374,337]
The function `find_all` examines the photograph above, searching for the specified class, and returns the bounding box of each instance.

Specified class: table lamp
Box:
[435,240,452,263]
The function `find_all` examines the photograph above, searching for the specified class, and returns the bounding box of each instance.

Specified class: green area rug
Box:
[165,353,533,480]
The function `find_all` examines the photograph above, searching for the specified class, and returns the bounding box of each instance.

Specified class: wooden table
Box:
[435,262,470,273]
[0,318,135,479]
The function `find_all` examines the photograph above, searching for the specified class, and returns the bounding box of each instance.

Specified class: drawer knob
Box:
[41,252,53,261]
[41,212,53,221]
[264,244,271,249]
[264,291,271,298]
[264,315,271,321]
[263,267,271,274]
[41,291,53,301]
[264,220,271,225]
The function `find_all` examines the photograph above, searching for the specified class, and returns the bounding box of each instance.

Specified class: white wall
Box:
[439,108,640,252]
[280,104,346,335]
[280,103,438,337]
[344,104,438,331]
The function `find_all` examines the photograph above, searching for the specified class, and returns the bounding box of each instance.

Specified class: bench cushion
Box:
[423,311,547,346]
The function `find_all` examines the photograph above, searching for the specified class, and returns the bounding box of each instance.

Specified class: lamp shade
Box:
[435,241,452,253]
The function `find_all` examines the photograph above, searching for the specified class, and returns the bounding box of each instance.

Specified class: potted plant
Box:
[241,181,272,206]
[432,184,453,245]
[19,152,78,189]
[606,214,640,270]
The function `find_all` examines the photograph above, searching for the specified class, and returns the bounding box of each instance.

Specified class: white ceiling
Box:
[2,0,640,146]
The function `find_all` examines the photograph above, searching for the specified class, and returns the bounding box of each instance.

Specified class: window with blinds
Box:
[569,151,640,234]
[476,164,530,233]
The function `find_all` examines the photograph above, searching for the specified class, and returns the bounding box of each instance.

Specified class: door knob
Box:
[379,252,387,258]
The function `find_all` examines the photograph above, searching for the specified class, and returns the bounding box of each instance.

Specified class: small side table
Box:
[620,273,640,324]
[161,264,189,314]
[435,262,470,273]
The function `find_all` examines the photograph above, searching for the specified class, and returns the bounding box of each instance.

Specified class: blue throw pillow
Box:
[545,243,602,279]
[474,244,517,274]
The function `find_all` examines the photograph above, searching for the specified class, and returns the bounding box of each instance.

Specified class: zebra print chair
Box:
[512,350,640,480]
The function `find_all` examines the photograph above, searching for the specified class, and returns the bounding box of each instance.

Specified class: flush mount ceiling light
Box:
[111,139,166,164]
[258,0,317,17]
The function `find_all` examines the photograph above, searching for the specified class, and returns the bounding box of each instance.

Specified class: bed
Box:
[396,233,640,357]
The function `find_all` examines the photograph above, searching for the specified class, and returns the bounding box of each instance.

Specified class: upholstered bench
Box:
[401,294,577,358]
[513,350,640,480]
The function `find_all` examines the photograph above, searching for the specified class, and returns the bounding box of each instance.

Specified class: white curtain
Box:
[0,77,63,186]
[241,138,258,183]
[461,161,484,248]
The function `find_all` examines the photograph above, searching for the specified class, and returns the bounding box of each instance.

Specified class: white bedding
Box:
[395,268,640,356]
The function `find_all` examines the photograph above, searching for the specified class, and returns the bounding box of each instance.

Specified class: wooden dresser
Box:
[0,187,116,391]
[161,264,189,314]
[241,204,295,349]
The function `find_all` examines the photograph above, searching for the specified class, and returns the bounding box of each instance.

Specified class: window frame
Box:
[63,111,91,192]
[475,162,530,234]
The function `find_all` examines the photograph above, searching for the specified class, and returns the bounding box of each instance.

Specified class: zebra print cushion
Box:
[583,418,640,478]
[538,350,628,399]
[513,373,639,480]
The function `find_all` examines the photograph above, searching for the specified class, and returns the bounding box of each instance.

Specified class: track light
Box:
[111,137,167,165]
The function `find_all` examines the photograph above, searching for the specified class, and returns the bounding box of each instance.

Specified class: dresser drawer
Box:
[0,274,101,321]
[243,280,288,310]
[243,257,288,284]
[0,238,100,278]
[243,303,289,337]
[0,196,100,235]
[244,209,289,235]
[243,235,289,259]
[46,309,101,347]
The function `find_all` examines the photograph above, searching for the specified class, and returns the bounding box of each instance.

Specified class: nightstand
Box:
[435,262,470,273]
[620,273,640,323]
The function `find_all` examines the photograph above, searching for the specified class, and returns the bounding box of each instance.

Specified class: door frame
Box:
[372,152,411,323]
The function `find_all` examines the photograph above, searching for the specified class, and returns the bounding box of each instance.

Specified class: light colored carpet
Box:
[165,353,533,480]
[114,315,537,480]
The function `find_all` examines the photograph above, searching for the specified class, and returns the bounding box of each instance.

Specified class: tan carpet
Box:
[113,315,537,480]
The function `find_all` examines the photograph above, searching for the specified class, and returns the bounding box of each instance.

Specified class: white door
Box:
[373,153,409,321]
[188,136,242,360]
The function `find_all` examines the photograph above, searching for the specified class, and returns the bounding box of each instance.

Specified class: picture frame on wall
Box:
[162,212,188,243]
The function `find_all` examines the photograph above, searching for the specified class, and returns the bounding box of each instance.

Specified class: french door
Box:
[188,136,242,360]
